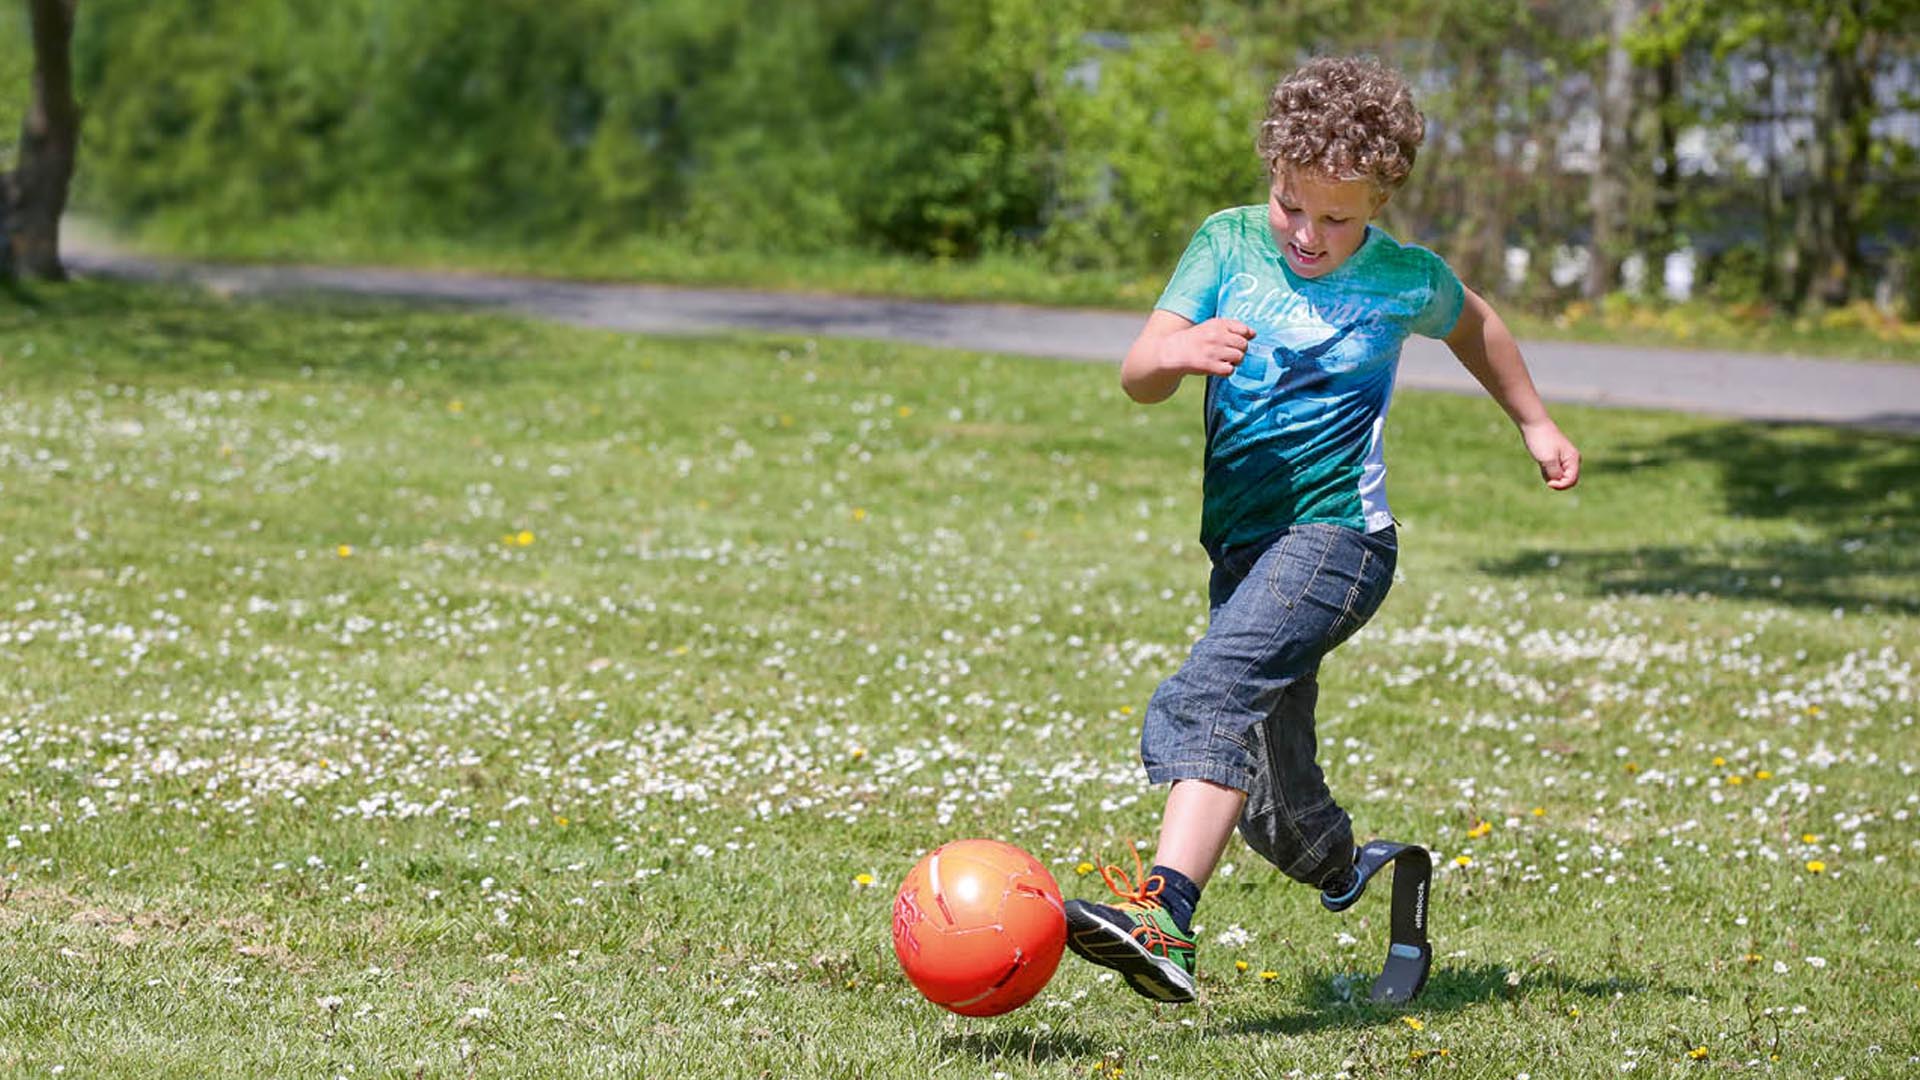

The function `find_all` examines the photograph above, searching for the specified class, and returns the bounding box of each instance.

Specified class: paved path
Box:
[64,245,1920,434]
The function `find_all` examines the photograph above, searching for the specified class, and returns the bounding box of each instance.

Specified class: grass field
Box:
[1,281,1916,1078]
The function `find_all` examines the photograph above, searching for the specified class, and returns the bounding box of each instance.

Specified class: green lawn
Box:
[1,281,1916,1078]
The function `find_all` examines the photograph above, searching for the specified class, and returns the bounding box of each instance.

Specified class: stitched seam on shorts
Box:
[1145,759,1253,791]
[1331,545,1372,642]
[1204,527,1334,756]
[1266,704,1322,862]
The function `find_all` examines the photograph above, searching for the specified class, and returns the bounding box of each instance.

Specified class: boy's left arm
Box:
[1444,287,1581,491]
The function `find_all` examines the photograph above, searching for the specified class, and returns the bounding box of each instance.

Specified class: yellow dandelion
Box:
[1259,970,1279,981]
[1712,756,1726,767]
[896,405,913,418]
[516,530,534,546]
[555,816,569,827]
[1454,855,1473,868]
[1234,960,1249,972]
[1687,1046,1708,1061]
[1075,861,1095,876]
[1801,833,1819,843]
[1805,860,1826,874]
[1624,761,1640,774]
[447,400,464,413]
[1120,705,1134,716]
[219,444,233,456]
[779,413,795,427]
[852,507,867,522]
[336,544,353,558]
[1567,1005,1580,1018]
[696,499,710,511]
[1744,952,1763,964]
[854,873,875,888]
[849,747,867,761]
[1727,774,1745,785]
[1401,1016,1425,1031]
[1807,704,1822,715]
[1468,821,1492,839]
[1754,769,1773,780]
[1531,806,1546,817]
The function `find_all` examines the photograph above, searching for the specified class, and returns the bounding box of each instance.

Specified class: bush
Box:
[1044,27,1265,272]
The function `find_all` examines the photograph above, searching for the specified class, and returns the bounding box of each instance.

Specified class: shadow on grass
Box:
[942,1026,1100,1066]
[1,275,44,308]
[1226,962,1689,1037]
[0,278,521,386]
[1482,421,1920,614]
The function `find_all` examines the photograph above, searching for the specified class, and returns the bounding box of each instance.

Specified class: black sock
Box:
[1318,838,1359,895]
[1320,861,1358,897]
[1148,864,1201,935]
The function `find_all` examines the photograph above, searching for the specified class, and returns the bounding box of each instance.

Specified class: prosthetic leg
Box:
[1320,840,1433,1004]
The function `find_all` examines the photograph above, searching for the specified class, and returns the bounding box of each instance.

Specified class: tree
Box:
[3,0,80,281]
[1642,0,1917,310]
[1584,0,1638,300]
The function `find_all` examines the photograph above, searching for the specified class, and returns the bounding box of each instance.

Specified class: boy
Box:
[1063,55,1580,1003]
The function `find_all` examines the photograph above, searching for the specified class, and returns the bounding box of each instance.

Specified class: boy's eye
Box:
[1327,217,1349,225]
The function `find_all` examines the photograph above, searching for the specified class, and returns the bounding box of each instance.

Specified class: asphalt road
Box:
[62,245,1920,434]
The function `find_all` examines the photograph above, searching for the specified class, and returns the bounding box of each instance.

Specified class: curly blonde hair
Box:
[1256,56,1424,192]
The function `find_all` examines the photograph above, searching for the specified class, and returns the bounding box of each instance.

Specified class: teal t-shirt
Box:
[1155,205,1465,552]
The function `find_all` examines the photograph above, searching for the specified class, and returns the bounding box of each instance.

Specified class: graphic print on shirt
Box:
[1153,207,1465,550]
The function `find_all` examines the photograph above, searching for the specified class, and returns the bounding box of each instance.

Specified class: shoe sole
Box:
[1063,901,1196,1003]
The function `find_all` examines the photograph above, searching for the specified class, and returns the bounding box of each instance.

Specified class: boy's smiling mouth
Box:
[1287,242,1328,268]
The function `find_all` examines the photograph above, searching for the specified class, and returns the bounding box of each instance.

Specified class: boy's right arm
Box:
[1121,312,1255,404]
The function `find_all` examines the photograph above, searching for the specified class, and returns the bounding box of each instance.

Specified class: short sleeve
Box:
[1409,248,1466,339]
[1153,218,1221,323]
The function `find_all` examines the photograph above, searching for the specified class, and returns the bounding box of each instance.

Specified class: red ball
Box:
[890,838,1067,1016]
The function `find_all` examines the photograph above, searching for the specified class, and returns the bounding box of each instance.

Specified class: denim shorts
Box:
[1140,522,1397,884]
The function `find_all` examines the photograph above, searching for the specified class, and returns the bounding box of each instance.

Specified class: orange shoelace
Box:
[1096,847,1194,954]
[1097,846,1166,910]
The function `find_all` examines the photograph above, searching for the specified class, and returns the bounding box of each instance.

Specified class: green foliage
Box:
[0,4,31,164]
[72,0,1080,257]
[1047,25,1265,271]
[1699,244,1770,306]
[48,0,1920,312]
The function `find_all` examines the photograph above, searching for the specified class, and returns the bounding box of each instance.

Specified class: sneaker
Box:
[1064,862,1197,1003]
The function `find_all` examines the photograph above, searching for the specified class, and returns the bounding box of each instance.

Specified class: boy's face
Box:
[1268,169,1388,278]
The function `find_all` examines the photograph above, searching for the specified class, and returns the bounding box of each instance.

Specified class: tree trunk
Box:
[1761,47,1789,307]
[1584,0,1637,300]
[5,0,82,282]
[1644,50,1681,296]
[1444,45,1507,296]
[1793,2,1881,309]
[1818,7,1877,306]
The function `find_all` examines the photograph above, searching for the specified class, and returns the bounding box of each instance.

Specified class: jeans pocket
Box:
[1262,526,1328,609]
[1325,539,1395,651]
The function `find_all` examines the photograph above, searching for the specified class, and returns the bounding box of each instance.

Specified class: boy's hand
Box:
[1521,420,1581,490]
[1157,318,1255,377]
